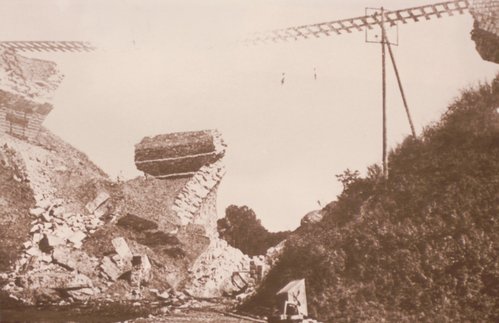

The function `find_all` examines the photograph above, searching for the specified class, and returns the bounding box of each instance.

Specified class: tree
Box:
[218,205,290,256]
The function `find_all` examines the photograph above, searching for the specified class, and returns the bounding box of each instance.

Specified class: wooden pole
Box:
[381,7,388,178]
[383,30,417,137]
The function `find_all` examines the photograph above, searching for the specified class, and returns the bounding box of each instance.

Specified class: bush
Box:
[217,205,290,256]
[242,76,499,322]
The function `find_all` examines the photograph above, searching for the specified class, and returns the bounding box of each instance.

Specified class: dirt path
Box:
[132,309,263,323]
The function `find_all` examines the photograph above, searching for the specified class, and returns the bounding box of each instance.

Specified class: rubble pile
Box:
[187,239,250,298]
[0,126,281,306]
[0,131,113,303]
[0,48,278,308]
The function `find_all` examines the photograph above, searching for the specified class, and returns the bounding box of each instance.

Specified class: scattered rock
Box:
[30,225,41,234]
[112,237,133,260]
[85,191,110,214]
[25,246,42,257]
[51,224,74,241]
[37,199,52,210]
[32,233,43,243]
[68,230,86,247]
[52,247,97,275]
[93,206,107,218]
[39,234,64,253]
[29,207,45,217]
[130,255,152,287]
[50,206,65,218]
[40,213,52,222]
[52,247,77,270]
[100,256,121,281]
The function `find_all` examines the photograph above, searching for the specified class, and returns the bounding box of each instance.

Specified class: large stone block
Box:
[112,237,133,260]
[134,130,226,178]
[100,256,121,281]
[85,191,110,214]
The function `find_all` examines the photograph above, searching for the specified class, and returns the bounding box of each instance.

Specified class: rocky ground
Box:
[0,126,284,322]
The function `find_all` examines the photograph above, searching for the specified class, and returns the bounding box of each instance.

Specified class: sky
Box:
[1,0,496,231]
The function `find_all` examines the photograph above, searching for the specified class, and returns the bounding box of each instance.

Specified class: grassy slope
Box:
[242,76,499,322]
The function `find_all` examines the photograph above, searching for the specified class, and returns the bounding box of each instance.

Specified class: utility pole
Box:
[382,24,417,138]
[381,7,388,178]
[366,6,393,178]
[245,0,470,178]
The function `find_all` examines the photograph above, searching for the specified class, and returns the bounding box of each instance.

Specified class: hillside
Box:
[241,76,499,322]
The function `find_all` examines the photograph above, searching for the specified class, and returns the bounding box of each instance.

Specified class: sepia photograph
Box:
[0,0,497,322]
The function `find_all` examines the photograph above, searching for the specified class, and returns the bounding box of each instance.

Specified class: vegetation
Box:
[217,205,291,256]
[242,76,499,322]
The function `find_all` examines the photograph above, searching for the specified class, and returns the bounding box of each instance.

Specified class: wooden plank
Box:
[359,17,374,29]
[337,21,352,33]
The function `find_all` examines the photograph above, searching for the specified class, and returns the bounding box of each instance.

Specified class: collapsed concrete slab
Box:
[134,130,226,179]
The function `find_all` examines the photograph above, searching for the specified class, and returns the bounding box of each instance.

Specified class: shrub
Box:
[242,76,499,322]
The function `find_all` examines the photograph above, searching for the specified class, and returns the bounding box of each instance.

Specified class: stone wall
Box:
[0,49,63,140]
[171,159,225,232]
[0,91,52,140]
[470,0,499,63]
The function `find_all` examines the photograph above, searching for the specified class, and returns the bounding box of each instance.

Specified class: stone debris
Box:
[39,234,64,253]
[85,191,110,214]
[131,255,152,287]
[187,238,251,298]
[1,127,285,307]
[29,207,45,217]
[100,256,122,281]
[51,246,98,275]
[112,237,133,260]
[68,230,86,248]
[52,247,77,270]
[40,213,52,222]
[25,246,42,257]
